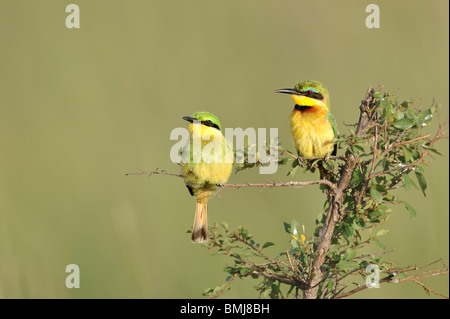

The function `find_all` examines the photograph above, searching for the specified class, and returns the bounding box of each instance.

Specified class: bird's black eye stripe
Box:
[302,91,324,100]
[201,120,220,130]
[295,104,312,111]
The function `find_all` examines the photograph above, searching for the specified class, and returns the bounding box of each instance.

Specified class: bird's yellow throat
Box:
[289,94,334,158]
[291,94,329,116]
[188,122,222,142]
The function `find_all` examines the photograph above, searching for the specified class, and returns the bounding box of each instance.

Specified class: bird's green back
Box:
[327,112,339,138]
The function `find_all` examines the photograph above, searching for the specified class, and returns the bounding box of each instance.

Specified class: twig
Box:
[221,180,336,190]
[207,274,238,299]
[412,279,449,299]
[354,248,396,260]
[286,251,297,276]
[371,117,448,179]
[381,134,430,157]
[125,168,182,178]
[126,168,337,190]
[334,258,449,299]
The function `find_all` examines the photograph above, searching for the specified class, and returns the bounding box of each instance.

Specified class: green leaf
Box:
[373,92,383,99]
[375,229,390,237]
[375,184,387,193]
[290,220,299,233]
[369,210,382,219]
[373,238,386,249]
[395,109,405,120]
[342,224,354,238]
[379,98,390,109]
[370,188,383,204]
[403,173,418,191]
[382,101,396,122]
[350,169,364,186]
[202,288,214,296]
[262,242,275,249]
[290,238,299,249]
[238,226,248,239]
[344,248,357,260]
[287,160,299,176]
[401,100,409,108]
[240,268,251,275]
[327,278,333,291]
[279,157,292,166]
[422,144,443,156]
[323,161,333,171]
[351,144,365,155]
[337,260,360,270]
[418,109,433,126]
[271,283,280,295]
[283,221,290,234]
[402,201,417,220]
[378,204,391,213]
[401,146,413,163]
[415,172,427,196]
[392,118,414,130]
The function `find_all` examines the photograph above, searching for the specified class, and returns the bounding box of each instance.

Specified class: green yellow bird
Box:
[275,80,338,177]
[180,112,233,243]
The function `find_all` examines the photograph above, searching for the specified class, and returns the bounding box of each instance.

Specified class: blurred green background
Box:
[0,0,448,298]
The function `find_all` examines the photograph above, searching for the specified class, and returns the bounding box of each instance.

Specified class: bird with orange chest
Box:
[275,80,339,178]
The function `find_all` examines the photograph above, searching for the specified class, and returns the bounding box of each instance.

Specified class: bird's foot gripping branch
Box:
[127,86,449,298]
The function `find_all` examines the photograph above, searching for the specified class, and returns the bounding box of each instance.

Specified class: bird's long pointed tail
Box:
[191,201,208,243]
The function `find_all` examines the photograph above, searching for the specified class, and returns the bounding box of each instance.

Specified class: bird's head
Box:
[275,80,330,114]
[182,111,222,134]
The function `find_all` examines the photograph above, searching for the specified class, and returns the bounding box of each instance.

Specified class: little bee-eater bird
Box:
[275,80,338,178]
[180,112,233,243]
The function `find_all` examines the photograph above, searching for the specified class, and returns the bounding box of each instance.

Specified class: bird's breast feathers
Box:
[290,109,335,158]
[181,124,233,186]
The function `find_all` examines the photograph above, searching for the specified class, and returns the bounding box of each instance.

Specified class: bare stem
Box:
[126,168,336,190]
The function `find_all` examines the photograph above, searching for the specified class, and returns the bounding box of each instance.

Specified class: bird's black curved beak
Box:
[274,88,299,95]
[182,116,196,123]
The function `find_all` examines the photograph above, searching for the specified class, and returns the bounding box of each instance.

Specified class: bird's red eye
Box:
[307,90,312,95]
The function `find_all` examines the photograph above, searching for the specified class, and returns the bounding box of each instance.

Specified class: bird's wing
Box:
[327,112,339,138]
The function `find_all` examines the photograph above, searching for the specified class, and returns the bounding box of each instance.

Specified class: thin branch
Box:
[371,116,447,179]
[221,180,336,190]
[249,270,297,287]
[125,168,182,178]
[334,260,449,299]
[207,274,238,299]
[126,168,337,190]
[369,124,378,177]
[386,258,446,274]
[412,279,449,299]
[286,251,297,276]
[381,134,430,157]
[354,248,396,260]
